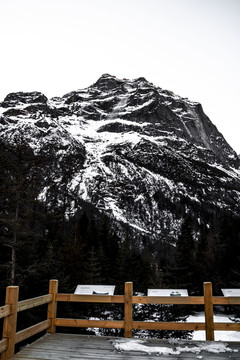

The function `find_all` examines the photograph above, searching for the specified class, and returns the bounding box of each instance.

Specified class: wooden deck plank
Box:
[10,333,240,360]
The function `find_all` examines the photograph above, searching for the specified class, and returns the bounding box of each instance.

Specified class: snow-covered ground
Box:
[186,312,240,342]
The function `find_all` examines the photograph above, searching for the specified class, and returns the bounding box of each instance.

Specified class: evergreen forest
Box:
[1,139,240,338]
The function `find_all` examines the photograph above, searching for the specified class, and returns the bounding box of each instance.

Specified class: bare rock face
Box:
[2,91,48,105]
[0,74,240,245]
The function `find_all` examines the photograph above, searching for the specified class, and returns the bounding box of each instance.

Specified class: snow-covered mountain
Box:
[1,74,240,244]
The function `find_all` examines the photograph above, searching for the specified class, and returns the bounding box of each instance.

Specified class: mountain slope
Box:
[1,74,240,246]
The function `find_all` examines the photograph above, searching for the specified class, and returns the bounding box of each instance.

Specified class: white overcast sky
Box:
[1,0,240,153]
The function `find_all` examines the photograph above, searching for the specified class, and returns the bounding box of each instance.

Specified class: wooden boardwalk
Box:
[10,333,240,360]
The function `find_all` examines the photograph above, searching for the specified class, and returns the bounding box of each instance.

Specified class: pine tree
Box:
[88,247,102,284]
[0,139,45,286]
[171,217,196,290]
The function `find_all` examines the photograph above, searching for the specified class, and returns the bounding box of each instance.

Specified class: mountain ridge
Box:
[1,74,240,247]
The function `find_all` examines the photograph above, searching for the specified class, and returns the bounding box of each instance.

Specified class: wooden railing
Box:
[0,280,240,359]
[0,284,53,360]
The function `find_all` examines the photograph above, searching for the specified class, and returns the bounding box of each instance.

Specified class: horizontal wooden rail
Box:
[214,323,240,331]
[0,305,10,320]
[54,319,240,332]
[53,282,240,342]
[55,318,124,329]
[212,297,240,305]
[132,321,206,331]
[227,297,240,305]
[132,296,205,304]
[56,294,207,305]
[56,294,124,303]
[0,339,8,355]
[17,294,53,312]
[55,294,240,306]
[15,320,51,344]
[133,321,240,331]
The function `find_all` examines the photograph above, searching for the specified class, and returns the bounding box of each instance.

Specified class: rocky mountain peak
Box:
[0,75,240,246]
[92,73,125,92]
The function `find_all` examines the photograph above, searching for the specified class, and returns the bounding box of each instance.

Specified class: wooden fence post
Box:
[124,282,133,338]
[204,282,214,341]
[47,280,58,334]
[1,286,19,360]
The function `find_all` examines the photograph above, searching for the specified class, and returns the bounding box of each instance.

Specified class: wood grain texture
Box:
[15,320,51,344]
[47,280,58,334]
[204,282,214,341]
[55,318,124,328]
[0,339,7,355]
[132,296,205,304]
[214,323,240,330]
[124,282,133,338]
[17,295,52,312]
[1,286,19,360]
[10,333,240,360]
[0,305,10,320]
[133,321,206,330]
[56,294,125,303]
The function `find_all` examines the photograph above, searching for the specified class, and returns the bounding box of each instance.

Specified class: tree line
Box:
[0,139,240,336]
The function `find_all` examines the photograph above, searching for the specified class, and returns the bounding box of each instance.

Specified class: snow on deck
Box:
[12,333,240,360]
